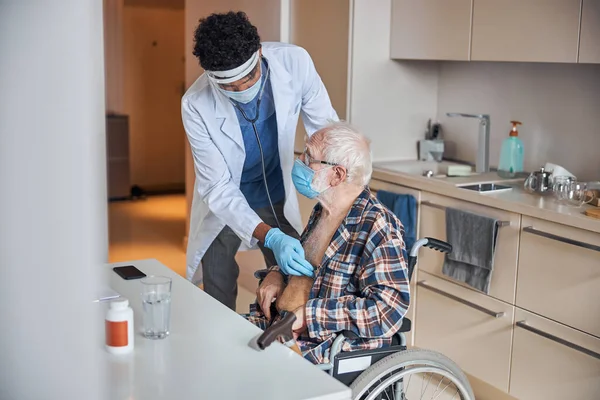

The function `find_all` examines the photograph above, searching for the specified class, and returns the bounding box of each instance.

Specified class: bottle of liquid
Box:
[105,298,134,355]
[498,121,524,178]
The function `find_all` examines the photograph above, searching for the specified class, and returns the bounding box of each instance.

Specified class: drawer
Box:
[510,308,600,400]
[415,271,514,392]
[419,192,520,304]
[517,216,600,337]
[369,179,420,346]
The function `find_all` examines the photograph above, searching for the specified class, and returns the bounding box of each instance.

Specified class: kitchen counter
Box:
[372,161,600,234]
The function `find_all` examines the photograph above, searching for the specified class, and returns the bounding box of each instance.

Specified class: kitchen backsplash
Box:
[437,61,600,181]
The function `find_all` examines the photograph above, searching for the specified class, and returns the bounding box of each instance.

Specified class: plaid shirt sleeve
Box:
[304,234,410,340]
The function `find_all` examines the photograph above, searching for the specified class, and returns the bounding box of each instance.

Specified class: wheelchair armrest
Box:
[337,318,410,341]
[338,329,360,340]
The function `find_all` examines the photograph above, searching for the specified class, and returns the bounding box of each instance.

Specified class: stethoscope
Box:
[228,59,282,230]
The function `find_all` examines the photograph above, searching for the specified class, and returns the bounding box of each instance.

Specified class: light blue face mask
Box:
[292,159,331,199]
[219,76,262,104]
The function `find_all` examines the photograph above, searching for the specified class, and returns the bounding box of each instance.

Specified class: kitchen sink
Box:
[458,183,513,193]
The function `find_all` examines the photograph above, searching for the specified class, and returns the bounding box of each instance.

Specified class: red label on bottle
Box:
[106,320,128,347]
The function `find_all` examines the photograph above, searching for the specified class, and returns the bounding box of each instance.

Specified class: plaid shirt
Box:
[244,188,410,364]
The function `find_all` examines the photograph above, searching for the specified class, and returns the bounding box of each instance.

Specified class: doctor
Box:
[182,11,338,310]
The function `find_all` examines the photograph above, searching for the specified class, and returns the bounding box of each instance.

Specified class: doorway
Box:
[104,0,187,276]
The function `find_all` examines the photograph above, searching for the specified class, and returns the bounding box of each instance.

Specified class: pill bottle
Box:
[105,298,134,354]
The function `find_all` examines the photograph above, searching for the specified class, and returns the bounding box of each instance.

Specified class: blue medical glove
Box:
[264,228,314,277]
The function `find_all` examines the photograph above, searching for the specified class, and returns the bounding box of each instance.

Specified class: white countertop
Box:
[372,160,600,234]
[103,259,352,400]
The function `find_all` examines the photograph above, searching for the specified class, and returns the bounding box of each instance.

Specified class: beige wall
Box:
[437,61,600,181]
[123,4,186,189]
[103,0,125,114]
[348,0,440,161]
[289,0,349,152]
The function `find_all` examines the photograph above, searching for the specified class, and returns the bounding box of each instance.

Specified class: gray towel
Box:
[442,207,499,293]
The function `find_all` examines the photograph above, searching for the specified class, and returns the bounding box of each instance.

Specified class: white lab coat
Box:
[181,42,338,283]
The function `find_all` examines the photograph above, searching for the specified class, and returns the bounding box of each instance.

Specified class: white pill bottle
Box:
[105,298,134,354]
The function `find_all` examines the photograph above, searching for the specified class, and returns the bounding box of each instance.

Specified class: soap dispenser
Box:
[498,121,524,178]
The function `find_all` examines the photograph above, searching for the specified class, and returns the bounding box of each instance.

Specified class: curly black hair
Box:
[192,11,261,72]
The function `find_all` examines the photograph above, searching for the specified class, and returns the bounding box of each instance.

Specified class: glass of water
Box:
[141,276,172,339]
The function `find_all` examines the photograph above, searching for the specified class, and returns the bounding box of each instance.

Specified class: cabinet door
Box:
[418,192,520,305]
[415,271,514,392]
[471,0,581,62]
[369,179,420,346]
[510,308,600,400]
[390,0,472,60]
[517,216,600,337]
[579,0,600,63]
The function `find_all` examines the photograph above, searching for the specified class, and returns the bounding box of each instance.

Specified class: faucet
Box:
[446,113,490,173]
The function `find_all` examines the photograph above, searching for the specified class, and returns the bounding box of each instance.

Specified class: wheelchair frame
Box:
[254,237,475,400]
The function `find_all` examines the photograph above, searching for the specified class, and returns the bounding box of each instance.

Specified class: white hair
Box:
[310,121,372,186]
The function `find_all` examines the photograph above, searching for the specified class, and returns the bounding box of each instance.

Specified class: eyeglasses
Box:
[301,149,338,167]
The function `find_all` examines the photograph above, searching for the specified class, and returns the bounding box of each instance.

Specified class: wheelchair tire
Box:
[349,348,475,400]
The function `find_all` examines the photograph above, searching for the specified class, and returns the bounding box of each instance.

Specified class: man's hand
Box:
[256,271,285,320]
[292,306,307,340]
[264,228,314,277]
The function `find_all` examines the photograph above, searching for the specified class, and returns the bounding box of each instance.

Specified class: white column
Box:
[0,1,107,399]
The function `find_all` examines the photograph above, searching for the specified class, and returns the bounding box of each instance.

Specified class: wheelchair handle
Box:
[409,237,452,257]
[407,238,452,281]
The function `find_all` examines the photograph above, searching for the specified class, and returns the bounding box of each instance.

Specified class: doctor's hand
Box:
[256,272,285,320]
[264,228,314,277]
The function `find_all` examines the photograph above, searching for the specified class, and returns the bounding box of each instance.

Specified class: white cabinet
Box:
[418,192,520,304]
[415,271,514,392]
[579,0,600,63]
[510,308,600,400]
[516,216,600,337]
[390,0,472,61]
[369,178,420,346]
[471,0,581,62]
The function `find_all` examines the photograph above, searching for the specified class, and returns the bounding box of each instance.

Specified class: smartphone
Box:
[113,265,146,280]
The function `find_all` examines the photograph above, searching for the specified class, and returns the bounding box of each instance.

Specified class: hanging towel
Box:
[376,190,417,259]
[442,207,499,294]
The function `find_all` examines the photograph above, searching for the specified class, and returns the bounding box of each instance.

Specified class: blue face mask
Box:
[219,76,262,104]
[292,159,331,199]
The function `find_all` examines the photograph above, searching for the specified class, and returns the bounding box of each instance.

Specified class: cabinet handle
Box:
[421,201,510,227]
[417,280,505,318]
[516,321,600,360]
[523,226,600,253]
[421,201,446,211]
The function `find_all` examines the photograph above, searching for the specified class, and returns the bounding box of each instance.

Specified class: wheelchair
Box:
[253,237,475,400]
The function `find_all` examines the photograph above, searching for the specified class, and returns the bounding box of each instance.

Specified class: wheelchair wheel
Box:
[349,348,475,400]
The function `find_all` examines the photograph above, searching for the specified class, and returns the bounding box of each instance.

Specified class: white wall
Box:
[437,61,600,181]
[0,1,107,398]
[348,0,439,161]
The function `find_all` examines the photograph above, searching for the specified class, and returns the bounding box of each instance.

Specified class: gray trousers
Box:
[200,202,300,311]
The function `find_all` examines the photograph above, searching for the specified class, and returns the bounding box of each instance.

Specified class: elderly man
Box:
[244,122,410,364]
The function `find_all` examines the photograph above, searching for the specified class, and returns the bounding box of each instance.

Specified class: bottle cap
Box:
[109,297,129,310]
[509,121,522,137]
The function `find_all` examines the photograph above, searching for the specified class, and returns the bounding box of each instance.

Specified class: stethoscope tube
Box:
[230,60,282,230]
